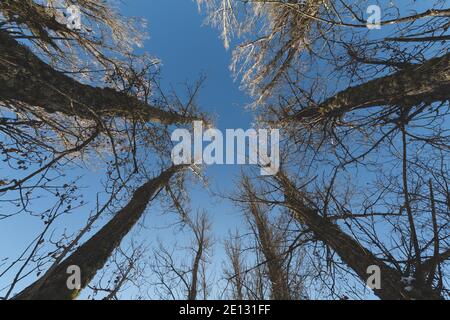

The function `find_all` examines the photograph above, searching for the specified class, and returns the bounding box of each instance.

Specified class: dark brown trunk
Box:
[14,166,185,300]
[279,173,442,300]
[0,30,198,125]
[250,202,290,300]
[294,53,450,122]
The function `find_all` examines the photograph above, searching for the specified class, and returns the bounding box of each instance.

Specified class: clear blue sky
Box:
[125,0,257,294]
[1,0,436,299]
[120,0,259,298]
[0,0,256,298]
[122,0,255,237]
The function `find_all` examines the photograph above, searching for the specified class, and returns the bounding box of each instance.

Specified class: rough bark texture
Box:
[14,166,184,300]
[294,53,450,122]
[279,173,442,300]
[0,30,197,125]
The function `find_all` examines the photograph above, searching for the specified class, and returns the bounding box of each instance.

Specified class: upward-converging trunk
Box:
[0,30,198,125]
[14,165,185,300]
[292,53,450,122]
[242,179,291,300]
[250,202,290,300]
[278,173,442,300]
[188,245,203,301]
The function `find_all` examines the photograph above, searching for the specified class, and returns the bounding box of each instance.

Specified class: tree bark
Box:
[14,165,185,300]
[188,245,203,301]
[278,172,442,300]
[249,201,290,300]
[293,53,450,122]
[0,30,198,125]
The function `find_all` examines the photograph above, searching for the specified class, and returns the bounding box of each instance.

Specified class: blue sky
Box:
[122,0,256,232]
[1,0,441,299]
[0,0,255,298]
[116,0,260,298]
[127,0,256,294]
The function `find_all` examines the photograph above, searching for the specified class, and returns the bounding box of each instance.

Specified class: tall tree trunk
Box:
[278,172,442,300]
[292,53,450,122]
[187,213,210,301]
[249,201,290,300]
[242,179,291,300]
[188,246,203,301]
[0,30,199,125]
[225,237,245,300]
[14,165,185,300]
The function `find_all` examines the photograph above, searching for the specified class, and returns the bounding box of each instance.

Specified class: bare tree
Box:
[88,241,148,300]
[14,165,187,300]
[241,177,291,300]
[0,1,205,300]
[222,176,309,300]
[223,231,246,300]
[199,0,450,300]
[2,0,449,301]
[150,211,213,300]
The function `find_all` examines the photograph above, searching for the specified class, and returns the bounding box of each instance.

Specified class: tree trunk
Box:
[0,30,198,125]
[188,246,202,300]
[249,201,290,300]
[293,53,450,122]
[278,173,442,300]
[14,165,185,300]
